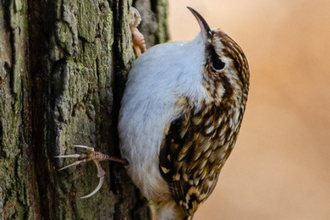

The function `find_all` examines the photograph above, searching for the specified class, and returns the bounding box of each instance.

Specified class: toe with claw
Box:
[55,145,128,199]
[130,7,147,57]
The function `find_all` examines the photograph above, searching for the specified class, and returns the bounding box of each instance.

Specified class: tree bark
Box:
[0,0,168,219]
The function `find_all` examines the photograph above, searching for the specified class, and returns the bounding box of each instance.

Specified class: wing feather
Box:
[159,106,224,216]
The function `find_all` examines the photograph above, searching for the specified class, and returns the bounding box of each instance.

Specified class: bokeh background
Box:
[168,0,330,219]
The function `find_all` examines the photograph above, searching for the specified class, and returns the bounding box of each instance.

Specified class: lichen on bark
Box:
[0,0,168,219]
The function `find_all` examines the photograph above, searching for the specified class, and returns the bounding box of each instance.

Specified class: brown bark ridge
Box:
[0,0,168,219]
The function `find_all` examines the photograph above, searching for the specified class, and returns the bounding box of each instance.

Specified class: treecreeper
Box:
[56,6,250,220]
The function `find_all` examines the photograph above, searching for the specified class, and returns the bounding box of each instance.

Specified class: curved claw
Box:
[58,160,84,171]
[80,176,105,199]
[55,145,127,199]
[129,7,146,57]
[74,145,95,151]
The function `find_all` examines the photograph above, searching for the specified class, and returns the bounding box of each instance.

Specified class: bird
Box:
[56,6,249,220]
[118,6,249,220]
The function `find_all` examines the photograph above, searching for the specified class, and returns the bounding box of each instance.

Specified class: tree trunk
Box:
[0,0,168,219]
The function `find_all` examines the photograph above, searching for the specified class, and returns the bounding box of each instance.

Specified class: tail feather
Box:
[153,199,194,220]
[184,215,194,220]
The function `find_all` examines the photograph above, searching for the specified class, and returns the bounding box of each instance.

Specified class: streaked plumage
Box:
[119,7,249,220]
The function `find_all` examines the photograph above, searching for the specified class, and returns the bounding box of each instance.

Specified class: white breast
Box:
[118,33,207,200]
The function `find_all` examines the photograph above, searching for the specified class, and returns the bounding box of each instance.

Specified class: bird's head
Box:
[187,7,249,105]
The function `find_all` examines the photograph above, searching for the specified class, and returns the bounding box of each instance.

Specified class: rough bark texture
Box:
[0,0,168,219]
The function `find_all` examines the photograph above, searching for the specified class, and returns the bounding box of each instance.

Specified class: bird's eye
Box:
[211,59,225,71]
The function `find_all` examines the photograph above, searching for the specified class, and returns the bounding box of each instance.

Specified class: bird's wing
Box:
[159,106,227,216]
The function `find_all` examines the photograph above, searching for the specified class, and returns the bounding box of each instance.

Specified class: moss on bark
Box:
[0,0,168,219]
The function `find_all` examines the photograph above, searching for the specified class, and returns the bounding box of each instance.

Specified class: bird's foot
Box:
[130,7,146,57]
[55,145,128,199]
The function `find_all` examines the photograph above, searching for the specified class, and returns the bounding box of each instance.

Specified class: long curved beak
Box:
[187,6,212,45]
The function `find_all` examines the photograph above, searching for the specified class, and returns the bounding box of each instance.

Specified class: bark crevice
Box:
[0,0,168,219]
